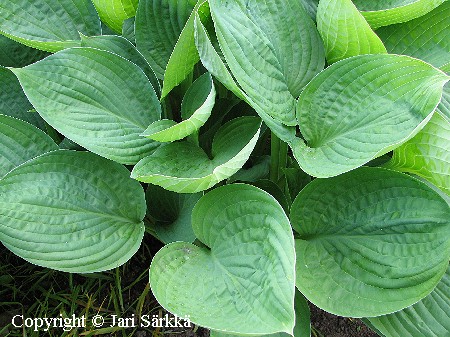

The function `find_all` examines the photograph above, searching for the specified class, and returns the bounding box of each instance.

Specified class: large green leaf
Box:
[385,112,450,195]
[92,0,138,33]
[291,54,449,178]
[352,0,446,29]
[0,150,146,273]
[143,72,215,142]
[437,63,450,121]
[132,116,261,193]
[0,0,101,52]
[135,0,197,79]
[150,184,295,335]
[317,0,386,64]
[0,115,58,178]
[11,47,161,165]
[376,1,450,68]
[291,167,450,317]
[146,184,201,244]
[0,67,46,130]
[209,0,325,126]
[80,34,160,97]
[367,265,450,337]
[0,35,49,68]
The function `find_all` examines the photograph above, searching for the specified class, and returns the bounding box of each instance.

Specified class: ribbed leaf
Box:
[352,0,446,29]
[292,54,449,178]
[0,0,101,52]
[291,167,450,317]
[92,0,138,33]
[209,0,324,126]
[11,47,161,165]
[385,112,450,195]
[437,63,450,121]
[122,17,135,43]
[150,184,295,335]
[0,35,49,68]
[0,150,146,272]
[0,115,58,178]
[135,0,196,79]
[143,73,215,142]
[317,0,386,64]
[376,2,450,68]
[301,0,319,21]
[80,34,160,97]
[0,67,46,130]
[367,266,450,337]
[146,184,200,244]
[132,117,261,193]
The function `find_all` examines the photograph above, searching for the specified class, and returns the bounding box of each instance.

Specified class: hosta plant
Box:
[1,0,449,336]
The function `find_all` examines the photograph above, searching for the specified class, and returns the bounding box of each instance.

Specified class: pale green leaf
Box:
[146,184,201,244]
[209,0,325,126]
[135,0,197,79]
[292,54,449,178]
[11,47,161,165]
[291,167,450,317]
[0,150,146,273]
[385,112,450,195]
[150,184,295,335]
[367,266,450,337]
[352,0,446,29]
[131,117,261,193]
[317,0,386,64]
[0,114,58,178]
[92,0,138,33]
[0,0,101,52]
[143,72,215,142]
[437,63,450,121]
[376,1,450,68]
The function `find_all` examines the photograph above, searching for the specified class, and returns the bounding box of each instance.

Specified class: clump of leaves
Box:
[0,0,449,336]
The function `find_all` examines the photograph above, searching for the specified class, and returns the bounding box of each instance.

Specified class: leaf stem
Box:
[270,132,288,185]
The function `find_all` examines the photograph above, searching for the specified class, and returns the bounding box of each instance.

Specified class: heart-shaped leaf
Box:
[291,54,449,178]
[92,0,138,33]
[366,265,450,337]
[0,0,101,52]
[317,0,386,64]
[0,114,58,178]
[376,2,450,68]
[291,167,450,317]
[209,0,325,127]
[150,184,295,335]
[385,112,450,195]
[352,0,446,29]
[0,150,146,273]
[132,116,261,193]
[11,47,161,165]
[135,0,196,79]
[143,72,215,142]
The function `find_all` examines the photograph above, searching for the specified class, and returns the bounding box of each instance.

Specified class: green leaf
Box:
[92,0,138,33]
[143,72,215,142]
[150,184,295,335]
[161,1,208,99]
[0,67,46,130]
[11,47,161,165]
[209,0,325,126]
[385,112,450,195]
[193,4,296,143]
[228,155,271,183]
[0,150,146,273]
[132,116,261,193]
[0,114,58,178]
[352,0,446,29]
[291,167,450,317]
[376,2,450,68]
[146,184,201,244]
[300,0,319,21]
[317,0,386,64]
[291,54,449,178]
[80,34,161,97]
[0,0,101,52]
[0,35,49,68]
[367,265,450,337]
[122,17,135,44]
[135,0,197,79]
[437,63,450,121]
